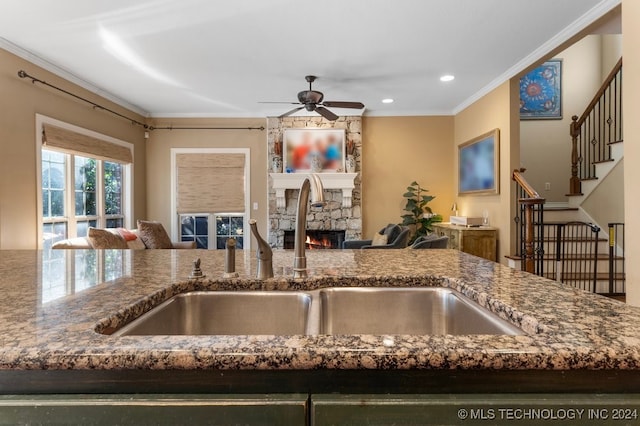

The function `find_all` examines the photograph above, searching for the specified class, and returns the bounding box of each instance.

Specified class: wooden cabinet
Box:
[432,223,497,261]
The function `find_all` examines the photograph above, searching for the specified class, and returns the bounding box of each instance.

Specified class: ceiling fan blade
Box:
[322,101,365,109]
[279,106,304,118]
[258,101,302,104]
[315,106,339,121]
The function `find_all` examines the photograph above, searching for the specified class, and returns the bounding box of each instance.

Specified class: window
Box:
[180,214,209,249]
[171,148,250,249]
[38,116,132,250]
[42,151,128,248]
[179,213,244,249]
[216,214,244,249]
[74,155,98,237]
[42,150,67,247]
[104,161,124,228]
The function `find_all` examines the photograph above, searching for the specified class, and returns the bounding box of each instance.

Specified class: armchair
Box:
[410,234,449,249]
[342,224,411,250]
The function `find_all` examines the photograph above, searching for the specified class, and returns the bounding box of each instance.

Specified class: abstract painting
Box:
[519,59,562,119]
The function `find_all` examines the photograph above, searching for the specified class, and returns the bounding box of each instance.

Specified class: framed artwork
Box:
[519,59,562,119]
[283,128,345,172]
[458,129,500,195]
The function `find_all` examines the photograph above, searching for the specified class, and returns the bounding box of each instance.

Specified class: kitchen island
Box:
[1,248,640,423]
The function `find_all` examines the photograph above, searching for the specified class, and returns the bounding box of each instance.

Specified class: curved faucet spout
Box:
[293,174,325,279]
[249,219,273,279]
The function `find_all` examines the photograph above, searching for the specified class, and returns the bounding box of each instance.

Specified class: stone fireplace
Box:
[267,116,362,249]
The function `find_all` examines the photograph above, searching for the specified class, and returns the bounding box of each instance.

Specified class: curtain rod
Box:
[148,125,264,131]
[18,70,150,129]
[17,70,265,132]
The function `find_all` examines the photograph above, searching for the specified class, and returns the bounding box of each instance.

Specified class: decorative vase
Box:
[271,155,282,173]
[346,155,356,173]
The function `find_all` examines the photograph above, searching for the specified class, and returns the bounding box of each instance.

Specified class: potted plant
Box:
[400,181,443,243]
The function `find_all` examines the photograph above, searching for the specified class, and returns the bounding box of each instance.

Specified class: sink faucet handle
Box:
[189,257,206,280]
[249,219,273,279]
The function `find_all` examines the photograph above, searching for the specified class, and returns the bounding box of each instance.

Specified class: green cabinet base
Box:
[311,394,640,426]
[0,394,308,426]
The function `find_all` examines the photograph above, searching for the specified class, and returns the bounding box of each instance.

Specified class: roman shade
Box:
[42,124,133,164]
[176,153,245,214]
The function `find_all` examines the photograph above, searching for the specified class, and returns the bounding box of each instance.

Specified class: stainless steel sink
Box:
[110,287,523,337]
[113,291,313,336]
[318,287,523,335]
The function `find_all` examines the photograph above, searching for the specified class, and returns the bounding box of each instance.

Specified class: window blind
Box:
[176,153,245,213]
[42,124,133,164]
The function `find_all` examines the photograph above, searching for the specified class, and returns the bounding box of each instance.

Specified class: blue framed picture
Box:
[458,129,500,195]
[519,59,562,120]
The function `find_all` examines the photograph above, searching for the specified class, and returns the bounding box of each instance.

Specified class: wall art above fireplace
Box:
[283,128,345,172]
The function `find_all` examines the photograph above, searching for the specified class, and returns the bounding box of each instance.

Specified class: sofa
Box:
[51,221,196,250]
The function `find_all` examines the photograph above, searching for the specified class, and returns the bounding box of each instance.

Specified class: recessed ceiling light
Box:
[440,75,455,82]
[382,98,394,104]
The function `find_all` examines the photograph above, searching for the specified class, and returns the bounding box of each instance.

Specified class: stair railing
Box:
[512,168,545,274]
[569,57,623,195]
[554,222,600,293]
[608,222,625,295]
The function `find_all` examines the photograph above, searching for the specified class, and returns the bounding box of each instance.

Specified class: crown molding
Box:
[0,37,149,117]
[452,0,621,115]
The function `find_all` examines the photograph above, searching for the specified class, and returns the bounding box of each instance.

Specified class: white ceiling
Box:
[0,0,620,118]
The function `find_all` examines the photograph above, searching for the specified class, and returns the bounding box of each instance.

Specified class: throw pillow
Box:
[116,228,146,249]
[137,220,173,249]
[126,237,147,250]
[382,224,401,242]
[87,227,128,249]
[371,233,388,246]
[116,228,138,242]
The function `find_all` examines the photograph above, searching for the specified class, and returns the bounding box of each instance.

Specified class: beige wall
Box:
[520,35,603,202]
[361,116,454,238]
[0,48,147,249]
[601,34,623,81]
[145,117,268,242]
[454,80,520,263]
[623,0,640,306]
[582,160,624,226]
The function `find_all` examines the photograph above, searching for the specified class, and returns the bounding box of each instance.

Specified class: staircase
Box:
[511,58,625,298]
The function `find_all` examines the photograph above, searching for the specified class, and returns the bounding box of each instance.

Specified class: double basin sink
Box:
[111,287,523,336]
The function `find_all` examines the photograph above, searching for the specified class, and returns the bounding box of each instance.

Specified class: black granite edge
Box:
[3,369,640,395]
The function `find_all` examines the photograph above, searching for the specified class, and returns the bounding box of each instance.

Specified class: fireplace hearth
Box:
[283,230,345,250]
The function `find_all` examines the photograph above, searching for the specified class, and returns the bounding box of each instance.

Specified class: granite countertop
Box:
[1,248,639,372]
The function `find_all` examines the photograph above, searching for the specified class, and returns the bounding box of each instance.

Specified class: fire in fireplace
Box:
[283,230,345,250]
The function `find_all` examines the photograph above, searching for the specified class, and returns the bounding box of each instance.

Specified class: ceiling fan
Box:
[261,75,364,121]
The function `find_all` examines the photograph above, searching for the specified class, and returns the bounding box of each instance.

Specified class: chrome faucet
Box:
[222,238,239,278]
[293,174,326,279]
[249,219,273,279]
